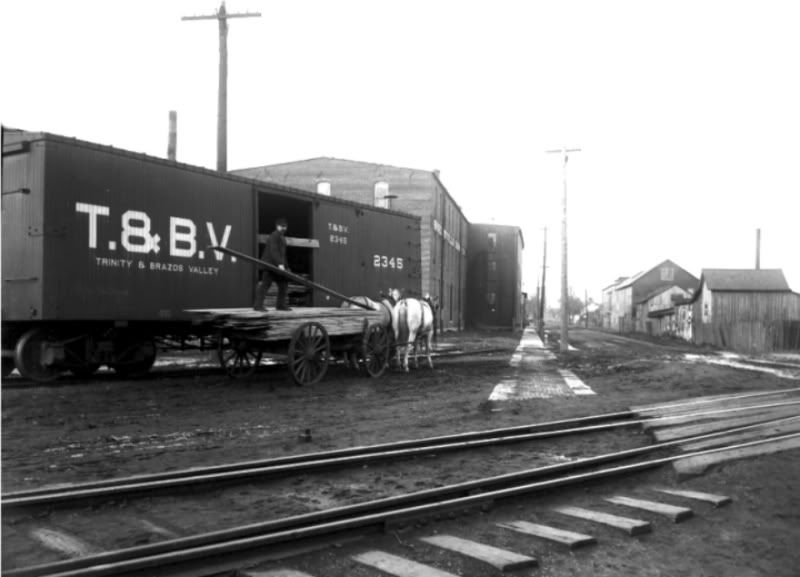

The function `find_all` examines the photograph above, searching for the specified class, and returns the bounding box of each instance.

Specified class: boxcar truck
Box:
[1,129,254,381]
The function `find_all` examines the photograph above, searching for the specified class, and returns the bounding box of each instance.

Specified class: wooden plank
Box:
[604,496,693,522]
[352,550,460,577]
[496,520,596,548]
[552,506,652,535]
[673,433,800,476]
[631,387,800,416]
[652,405,800,442]
[679,417,800,451]
[643,399,800,430]
[255,235,320,249]
[419,534,538,571]
[651,488,732,507]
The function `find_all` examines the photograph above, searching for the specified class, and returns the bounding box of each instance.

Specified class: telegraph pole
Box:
[546,147,581,352]
[183,2,261,172]
[539,227,547,335]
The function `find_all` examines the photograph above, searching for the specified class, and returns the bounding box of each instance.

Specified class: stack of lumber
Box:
[185,307,385,341]
[632,387,800,476]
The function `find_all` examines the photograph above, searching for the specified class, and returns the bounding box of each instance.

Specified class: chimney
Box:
[168,110,177,161]
[755,228,761,270]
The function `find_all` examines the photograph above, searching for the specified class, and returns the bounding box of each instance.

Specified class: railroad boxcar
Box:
[1,129,421,380]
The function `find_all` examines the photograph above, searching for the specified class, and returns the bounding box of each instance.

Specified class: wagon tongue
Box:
[207,245,373,310]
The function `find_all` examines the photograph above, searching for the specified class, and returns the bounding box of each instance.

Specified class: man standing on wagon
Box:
[254,217,292,311]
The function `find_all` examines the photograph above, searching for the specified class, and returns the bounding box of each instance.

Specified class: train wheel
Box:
[111,339,156,377]
[288,322,330,386]
[217,334,262,378]
[14,329,61,382]
[361,323,389,378]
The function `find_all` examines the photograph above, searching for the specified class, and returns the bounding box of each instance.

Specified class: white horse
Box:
[391,294,436,371]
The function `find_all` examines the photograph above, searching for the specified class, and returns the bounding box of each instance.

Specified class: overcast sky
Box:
[2,1,798,301]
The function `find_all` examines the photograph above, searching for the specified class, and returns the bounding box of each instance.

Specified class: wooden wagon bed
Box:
[185,306,391,384]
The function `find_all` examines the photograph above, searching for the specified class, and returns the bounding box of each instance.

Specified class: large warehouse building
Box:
[233,158,470,332]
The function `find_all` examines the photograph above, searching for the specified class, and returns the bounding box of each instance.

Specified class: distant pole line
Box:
[182,2,261,172]
[546,147,581,352]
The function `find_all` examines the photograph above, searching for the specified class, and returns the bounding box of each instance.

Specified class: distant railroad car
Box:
[1,130,421,381]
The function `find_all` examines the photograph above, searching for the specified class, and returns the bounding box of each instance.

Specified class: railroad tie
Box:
[419,534,538,571]
[651,488,733,507]
[496,520,596,549]
[552,505,652,535]
[352,550,460,577]
[604,496,693,522]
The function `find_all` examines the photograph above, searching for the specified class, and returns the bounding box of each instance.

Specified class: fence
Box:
[694,320,800,353]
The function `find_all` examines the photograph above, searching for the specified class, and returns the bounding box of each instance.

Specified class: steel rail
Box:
[6,423,798,577]
[6,396,799,509]
[2,410,635,507]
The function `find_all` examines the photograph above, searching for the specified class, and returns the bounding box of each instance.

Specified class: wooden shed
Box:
[690,269,800,352]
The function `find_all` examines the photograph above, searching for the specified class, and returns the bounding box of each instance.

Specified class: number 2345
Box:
[373,255,403,269]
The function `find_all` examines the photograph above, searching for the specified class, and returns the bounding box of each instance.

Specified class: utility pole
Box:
[539,227,547,335]
[546,147,581,352]
[585,288,589,328]
[183,2,261,172]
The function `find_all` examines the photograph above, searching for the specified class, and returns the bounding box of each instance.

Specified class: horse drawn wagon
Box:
[187,247,393,385]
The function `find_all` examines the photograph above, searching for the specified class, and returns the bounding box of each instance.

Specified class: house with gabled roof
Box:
[604,260,699,331]
[687,268,800,351]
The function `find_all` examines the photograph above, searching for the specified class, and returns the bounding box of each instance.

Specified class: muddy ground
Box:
[2,327,799,576]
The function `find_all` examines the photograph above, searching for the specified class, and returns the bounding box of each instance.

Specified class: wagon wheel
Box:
[361,323,389,378]
[288,322,330,386]
[217,333,262,378]
[14,328,61,382]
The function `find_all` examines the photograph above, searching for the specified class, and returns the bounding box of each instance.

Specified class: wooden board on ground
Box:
[679,417,800,451]
[496,521,596,548]
[651,488,732,507]
[604,496,693,522]
[673,433,800,477]
[352,550,460,577]
[643,399,800,431]
[632,388,800,417]
[552,506,652,535]
[419,534,537,571]
[651,404,800,442]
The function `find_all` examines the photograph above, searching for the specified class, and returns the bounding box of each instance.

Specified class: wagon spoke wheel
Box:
[14,328,61,382]
[288,322,330,386]
[218,333,262,378]
[361,323,389,378]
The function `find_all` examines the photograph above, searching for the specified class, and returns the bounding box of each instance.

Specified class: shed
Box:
[690,269,800,352]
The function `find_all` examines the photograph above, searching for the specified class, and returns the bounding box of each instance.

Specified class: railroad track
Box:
[0,347,512,389]
[3,388,798,577]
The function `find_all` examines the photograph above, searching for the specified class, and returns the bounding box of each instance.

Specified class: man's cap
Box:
[276,217,288,227]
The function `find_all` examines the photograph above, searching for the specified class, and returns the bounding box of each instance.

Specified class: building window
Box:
[374,181,390,208]
[488,232,497,251]
[317,181,331,196]
[660,266,674,281]
[487,292,496,308]
[489,260,497,273]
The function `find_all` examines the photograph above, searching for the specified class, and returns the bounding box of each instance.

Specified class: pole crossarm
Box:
[182,2,261,173]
